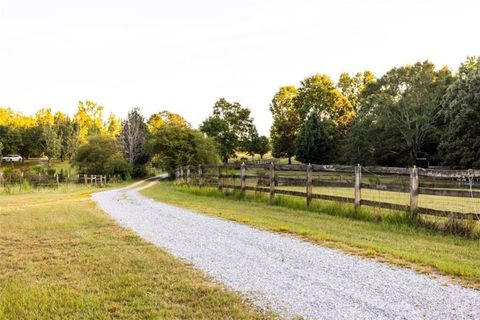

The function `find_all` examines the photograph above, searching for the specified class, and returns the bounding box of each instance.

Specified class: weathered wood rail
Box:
[79,174,107,185]
[175,163,480,220]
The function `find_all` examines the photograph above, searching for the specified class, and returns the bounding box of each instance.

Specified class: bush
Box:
[73,136,130,179]
[131,164,148,178]
[105,156,131,180]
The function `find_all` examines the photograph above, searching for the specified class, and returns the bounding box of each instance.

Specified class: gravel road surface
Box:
[92,185,480,320]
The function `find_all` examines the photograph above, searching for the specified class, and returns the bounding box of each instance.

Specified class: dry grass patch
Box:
[0,185,269,319]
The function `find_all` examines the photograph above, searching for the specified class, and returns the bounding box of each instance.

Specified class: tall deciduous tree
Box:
[270,86,299,164]
[105,114,122,138]
[296,113,329,164]
[121,107,147,165]
[200,98,254,163]
[54,112,79,161]
[40,125,61,168]
[294,74,355,129]
[149,123,219,176]
[74,100,104,144]
[147,111,189,132]
[337,71,375,111]
[342,61,452,166]
[439,69,480,168]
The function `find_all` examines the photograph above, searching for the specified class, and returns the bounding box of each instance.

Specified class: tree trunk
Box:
[288,156,292,165]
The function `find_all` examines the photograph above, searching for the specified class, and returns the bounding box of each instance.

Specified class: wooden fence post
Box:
[198,165,203,188]
[84,174,87,185]
[186,165,191,185]
[409,166,419,219]
[306,163,312,206]
[240,162,246,195]
[269,162,275,201]
[180,167,184,185]
[354,164,362,209]
[217,165,223,191]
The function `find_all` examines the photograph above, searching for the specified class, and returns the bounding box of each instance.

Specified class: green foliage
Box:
[337,71,375,111]
[294,74,354,129]
[39,125,61,167]
[149,123,220,176]
[73,136,130,178]
[200,98,255,163]
[270,86,299,164]
[244,126,271,160]
[295,113,329,164]
[342,61,453,166]
[439,69,480,168]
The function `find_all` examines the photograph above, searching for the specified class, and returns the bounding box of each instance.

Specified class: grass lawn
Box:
[214,173,480,214]
[142,182,480,289]
[0,184,269,319]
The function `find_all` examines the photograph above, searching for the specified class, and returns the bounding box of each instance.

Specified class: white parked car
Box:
[1,155,22,163]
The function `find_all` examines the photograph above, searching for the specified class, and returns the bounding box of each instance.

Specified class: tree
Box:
[105,114,122,138]
[294,74,355,129]
[296,113,329,164]
[342,62,452,166]
[39,125,61,168]
[35,108,55,126]
[200,116,236,163]
[200,98,254,163]
[255,136,271,159]
[269,86,299,164]
[149,123,219,176]
[244,126,271,160]
[439,69,480,168]
[54,112,79,161]
[337,71,376,111]
[121,108,148,166]
[18,126,42,162]
[147,111,190,132]
[74,100,104,144]
[73,136,130,178]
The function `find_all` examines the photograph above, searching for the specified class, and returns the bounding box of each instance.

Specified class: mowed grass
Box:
[215,174,480,214]
[0,184,269,319]
[142,182,480,288]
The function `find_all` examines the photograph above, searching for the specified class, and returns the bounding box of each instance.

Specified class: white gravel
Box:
[93,186,480,320]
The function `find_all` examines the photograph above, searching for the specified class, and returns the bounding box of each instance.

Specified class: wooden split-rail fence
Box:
[79,174,107,185]
[175,162,480,221]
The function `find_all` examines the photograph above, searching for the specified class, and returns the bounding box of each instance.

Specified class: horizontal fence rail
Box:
[175,163,480,221]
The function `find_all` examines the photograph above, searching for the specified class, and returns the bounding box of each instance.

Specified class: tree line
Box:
[269,56,480,168]
[0,102,222,178]
[1,55,479,176]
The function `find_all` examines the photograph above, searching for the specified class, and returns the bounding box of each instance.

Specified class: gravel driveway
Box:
[93,185,480,320]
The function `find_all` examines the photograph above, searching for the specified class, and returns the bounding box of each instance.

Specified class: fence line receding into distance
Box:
[175,162,480,221]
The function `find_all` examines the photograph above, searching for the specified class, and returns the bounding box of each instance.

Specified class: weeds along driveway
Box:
[93,185,480,320]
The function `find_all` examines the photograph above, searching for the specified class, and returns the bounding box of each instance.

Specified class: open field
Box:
[142,181,480,288]
[197,165,480,216]
[0,184,268,319]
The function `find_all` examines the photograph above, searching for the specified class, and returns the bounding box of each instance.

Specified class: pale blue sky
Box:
[1,0,479,134]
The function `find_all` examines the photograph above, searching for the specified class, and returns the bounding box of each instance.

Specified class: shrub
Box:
[73,136,130,179]
[131,164,148,178]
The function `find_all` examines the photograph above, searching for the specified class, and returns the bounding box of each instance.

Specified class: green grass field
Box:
[142,182,480,289]
[0,184,269,319]
[210,171,480,214]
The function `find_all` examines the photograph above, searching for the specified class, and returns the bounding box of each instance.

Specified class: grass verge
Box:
[0,184,269,319]
[141,182,480,289]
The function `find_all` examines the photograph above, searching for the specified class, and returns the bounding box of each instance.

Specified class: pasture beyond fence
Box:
[175,163,480,221]
[0,172,109,188]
